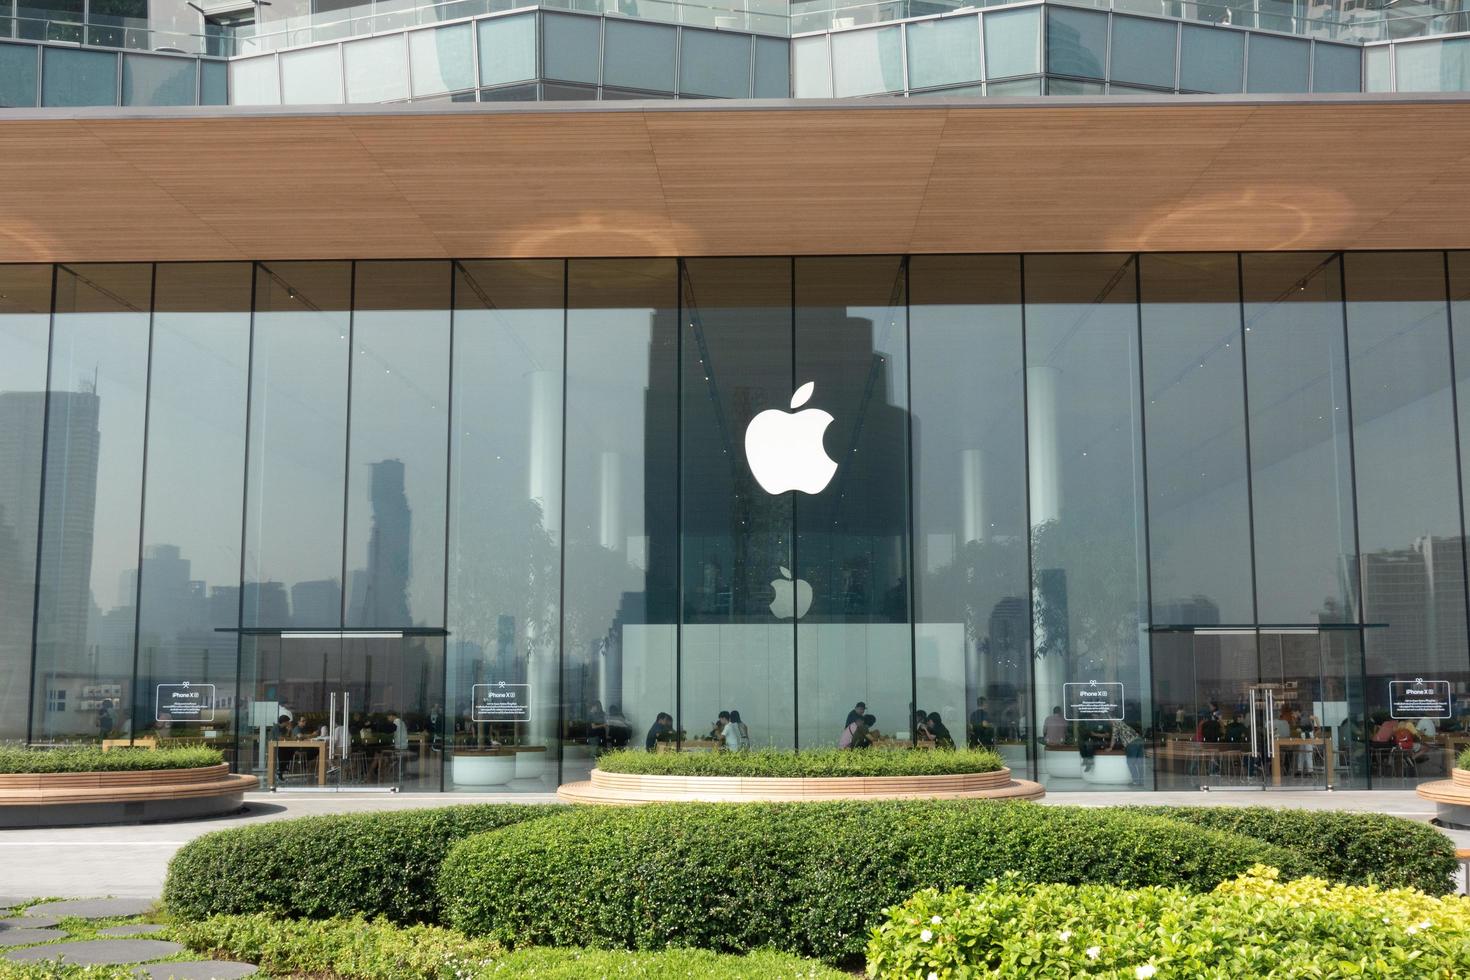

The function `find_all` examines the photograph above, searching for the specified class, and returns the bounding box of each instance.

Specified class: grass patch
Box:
[596,746,1005,777]
[0,745,221,773]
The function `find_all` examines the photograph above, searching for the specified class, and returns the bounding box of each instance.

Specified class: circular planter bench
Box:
[556,766,1044,805]
[0,763,256,828]
[1416,767,1470,830]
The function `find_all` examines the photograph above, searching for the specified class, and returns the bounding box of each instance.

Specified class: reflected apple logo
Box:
[769,566,813,620]
[743,382,838,496]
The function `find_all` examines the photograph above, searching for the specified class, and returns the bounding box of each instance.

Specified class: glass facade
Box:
[5,254,1470,794]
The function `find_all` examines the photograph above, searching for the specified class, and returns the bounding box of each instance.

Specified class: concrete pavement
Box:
[0,789,1461,900]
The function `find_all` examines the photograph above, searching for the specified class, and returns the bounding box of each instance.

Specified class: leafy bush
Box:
[596,747,1005,778]
[1457,746,1470,771]
[867,864,1470,979]
[1134,805,1459,895]
[0,745,221,773]
[164,804,566,924]
[438,801,1304,964]
[170,913,845,980]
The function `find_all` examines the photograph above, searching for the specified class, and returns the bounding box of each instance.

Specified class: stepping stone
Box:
[0,901,29,912]
[0,928,64,946]
[27,898,155,920]
[3,939,183,965]
[0,915,61,929]
[99,924,168,937]
[134,961,258,979]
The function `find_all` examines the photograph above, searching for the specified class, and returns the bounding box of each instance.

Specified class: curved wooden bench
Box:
[0,763,256,827]
[1416,768,1470,832]
[556,766,1044,805]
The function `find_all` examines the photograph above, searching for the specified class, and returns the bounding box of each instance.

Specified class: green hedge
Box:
[438,801,1304,964]
[164,804,566,924]
[0,745,221,773]
[1134,805,1459,895]
[1457,746,1470,771]
[172,914,846,980]
[596,747,1005,778]
[867,865,1470,978]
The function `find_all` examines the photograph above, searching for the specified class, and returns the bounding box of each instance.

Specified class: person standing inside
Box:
[96,699,115,740]
[645,711,674,751]
[724,709,749,752]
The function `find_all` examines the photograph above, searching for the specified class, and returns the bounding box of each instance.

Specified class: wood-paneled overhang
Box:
[2,93,1469,263]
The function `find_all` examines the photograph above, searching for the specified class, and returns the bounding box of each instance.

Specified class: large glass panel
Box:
[0,266,51,742]
[1364,45,1390,93]
[541,12,599,85]
[679,28,749,98]
[446,260,563,792]
[132,264,250,757]
[680,259,796,751]
[200,60,226,105]
[41,47,116,106]
[1179,25,1242,93]
[984,7,1039,79]
[1246,34,1310,93]
[793,257,911,749]
[754,36,789,98]
[343,262,449,630]
[229,55,279,106]
[603,19,675,93]
[1242,253,1357,625]
[831,25,903,97]
[0,43,39,107]
[32,265,152,742]
[1396,38,1470,93]
[561,260,678,780]
[344,35,408,103]
[411,24,474,97]
[1110,16,1175,90]
[1312,41,1361,93]
[478,14,535,88]
[1046,6,1106,81]
[121,53,195,106]
[243,262,351,630]
[1025,255,1149,791]
[792,35,831,98]
[906,15,981,91]
[279,44,342,105]
[1345,252,1467,786]
[1140,254,1253,626]
[909,256,1029,773]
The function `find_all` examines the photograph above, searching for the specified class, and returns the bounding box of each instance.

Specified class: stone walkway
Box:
[0,897,253,978]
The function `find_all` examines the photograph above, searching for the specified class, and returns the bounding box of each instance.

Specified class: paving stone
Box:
[0,928,64,947]
[98,924,168,937]
[133,961,258,979]
[0,915,61,929]
[0,901,30,913]
[3,939,183,965]
[26,898,155,919]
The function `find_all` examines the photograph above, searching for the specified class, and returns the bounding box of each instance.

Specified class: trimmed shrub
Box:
[164,804,566,923]
[438,801,1304,963]
[171,914,847,980]
[1458,746,1470,771]
[867,864,1470,979]
[596,747,1005,778]
[1134,805,1459,895]
[0,745,221,773]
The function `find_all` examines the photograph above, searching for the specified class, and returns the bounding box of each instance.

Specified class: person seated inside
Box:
[844,702,866,728]
[913,709,933,743]
[1394,721,1430,767]
[1042,705,1067,748]
[1372,714,1398,747]
[850,714,876,749]
[926,712,955,750]
[709,710,730,742]
[1198,711,1224,743]
[1223,713,1248,743]
[645,711,673,751]
[1077,722,1109,771]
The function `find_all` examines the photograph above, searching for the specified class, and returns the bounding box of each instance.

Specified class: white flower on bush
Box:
[1085,946,1101,960]
[930,915,943,925]
[920,929,933,943]
[1058,930,1072,942]
[927,973,938,980]
[1135,964,1157,979]
[1419,920,1432,930]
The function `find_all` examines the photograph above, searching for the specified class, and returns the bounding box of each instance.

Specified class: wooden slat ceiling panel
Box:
[1,100,1469,263]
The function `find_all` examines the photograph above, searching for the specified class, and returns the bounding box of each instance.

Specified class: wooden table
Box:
[267,739,329,787]
[1272,737,1332,787]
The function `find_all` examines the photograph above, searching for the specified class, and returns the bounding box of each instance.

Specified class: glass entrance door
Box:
[1152,627,1363,791]
[238,631,445,791]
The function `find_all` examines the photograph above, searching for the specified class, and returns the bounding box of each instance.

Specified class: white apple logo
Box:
[769,566,813,620]
[744,381,838,495]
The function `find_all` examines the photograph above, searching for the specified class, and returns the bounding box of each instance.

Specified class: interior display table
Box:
[1272,737,1332,787]
[267,739,329,787]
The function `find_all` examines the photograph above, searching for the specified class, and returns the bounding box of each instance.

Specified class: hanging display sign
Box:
[1389,678,1452,719]
[156,681,216,723]
[472,682,531,723]
[1062,681,1125,722]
